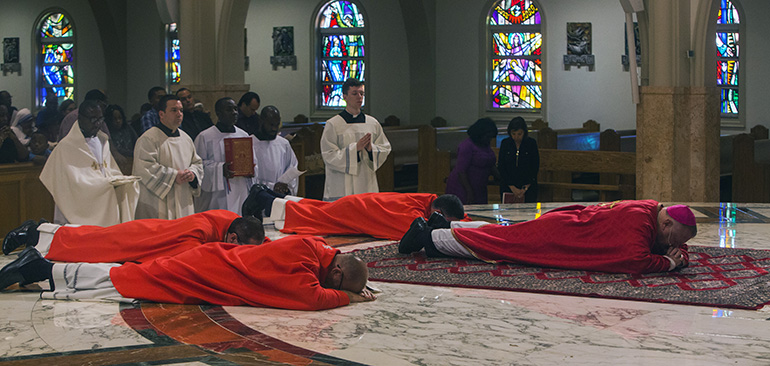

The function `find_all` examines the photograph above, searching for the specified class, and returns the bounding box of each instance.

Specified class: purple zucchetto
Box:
[666,205,696,226]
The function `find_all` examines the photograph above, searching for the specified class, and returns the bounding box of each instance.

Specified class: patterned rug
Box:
[355,244,770,310]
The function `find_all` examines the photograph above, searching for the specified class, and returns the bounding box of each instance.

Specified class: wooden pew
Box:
[732,133,770,203]
[537,149,636,202]
[0,163,55,238]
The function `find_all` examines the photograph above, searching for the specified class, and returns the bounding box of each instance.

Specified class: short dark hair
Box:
[432,194,465,220]
[175,88,191,96]
[58,99,76,114]
[215,97,234,115]
[342,78,363,95]
[78,100,101,118]
[260,105,280,120]
[157,95,180,112]
[84,89,107,102]
[147,86,166,102]
[506,117,528,138]
[227,216,265,244]
[238,92,260,107]
[467,117,498,146]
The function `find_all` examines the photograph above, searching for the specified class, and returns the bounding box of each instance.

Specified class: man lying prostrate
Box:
[0,235,375,310]
[2,210,265,264]
[242,187,476,241]
[399,200,697,274]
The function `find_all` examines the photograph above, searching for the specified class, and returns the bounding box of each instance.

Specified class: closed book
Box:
[224,137,254,177]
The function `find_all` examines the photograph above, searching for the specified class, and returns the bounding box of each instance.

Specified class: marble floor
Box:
[1,202,770,365]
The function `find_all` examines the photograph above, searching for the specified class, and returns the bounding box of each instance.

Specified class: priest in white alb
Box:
[320,78,391,201]
[252,105,298,196]
[39,100,139,226]
[194,97,257,215]
[133,94,204,219]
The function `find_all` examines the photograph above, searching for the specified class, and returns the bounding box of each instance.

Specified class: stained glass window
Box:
[488,0,542,110]
[716,0,740,117]
[167,23,181,85]
[317,0,366,109]
[37,12,75,107]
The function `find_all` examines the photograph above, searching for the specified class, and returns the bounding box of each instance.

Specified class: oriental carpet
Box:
[357,244,770,310]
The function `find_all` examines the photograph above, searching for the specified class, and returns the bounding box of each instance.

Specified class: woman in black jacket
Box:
[498,117,539,202]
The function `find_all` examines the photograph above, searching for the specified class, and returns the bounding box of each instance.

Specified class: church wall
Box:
[124,0,165,116]
[737,0,770,133]
[0,0,106,112]
[243,0,411,124]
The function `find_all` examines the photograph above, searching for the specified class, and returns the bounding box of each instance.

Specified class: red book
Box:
[224,137,254,177]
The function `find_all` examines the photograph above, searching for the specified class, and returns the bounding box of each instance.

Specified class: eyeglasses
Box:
[337,264,344,291]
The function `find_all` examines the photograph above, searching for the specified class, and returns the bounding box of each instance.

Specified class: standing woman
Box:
[498,117,539,202]
[445,118,500,204]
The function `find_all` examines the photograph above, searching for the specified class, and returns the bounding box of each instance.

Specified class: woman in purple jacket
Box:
[445,118,500,204]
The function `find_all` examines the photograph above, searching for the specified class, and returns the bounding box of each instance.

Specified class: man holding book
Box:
[194,97,258,215]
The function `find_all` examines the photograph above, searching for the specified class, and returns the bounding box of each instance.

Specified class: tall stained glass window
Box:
[716,0,740,118]
[37,12,75,107]
[167,23,181,85]
[316,0,366,109]
[488,0,542,111]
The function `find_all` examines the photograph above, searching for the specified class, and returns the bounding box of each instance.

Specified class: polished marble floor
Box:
[1,202,770,365]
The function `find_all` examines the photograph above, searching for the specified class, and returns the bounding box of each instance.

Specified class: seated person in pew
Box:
[2,210,265,262]
[399,200,696,274]
[242,187,471,241]
[445,118,500,204]
[0,235,375,310]
[27,132,52,165]
[0,104,28,163]
[498,117,539,203]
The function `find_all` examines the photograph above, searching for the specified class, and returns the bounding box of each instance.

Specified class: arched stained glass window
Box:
[167,23,181,86]
[316,0,366,109]
[37,12,75,107]
[488,0,542,111]
[716,0,740,118]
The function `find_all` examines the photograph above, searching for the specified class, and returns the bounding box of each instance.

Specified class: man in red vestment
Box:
[2,210,264,264]
[399,200,697,274]
[242,187,467,240]
[0,236,375,311]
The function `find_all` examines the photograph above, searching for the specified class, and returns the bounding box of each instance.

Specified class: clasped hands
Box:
[509,184,530,198]
[343,288,377,303]
[175,169,196,184]
[665,246,688,268]
[356,133,372,152]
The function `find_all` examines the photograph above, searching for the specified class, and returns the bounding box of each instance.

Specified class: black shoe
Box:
[242,184,278,219]
[399,217,432,254]
[0,247,47,290]
[427,212,451,229]
[3,220,37,255]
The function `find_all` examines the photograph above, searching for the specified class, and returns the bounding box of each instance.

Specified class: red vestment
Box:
[46,210,243,263]
[110,235,350,310]
[452,200,688,274]
[281,193,439,240]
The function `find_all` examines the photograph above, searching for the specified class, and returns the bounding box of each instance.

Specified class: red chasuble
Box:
[45,210,240,263]
[452,200,684,274]
[281,193,438,240]
[110,236,350,310]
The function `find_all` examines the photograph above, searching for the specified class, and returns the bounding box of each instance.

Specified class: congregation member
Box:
[235,91,261,136]
[58,89,110,141]
[399,200,697,274]
[177,88,213,141]
[0,235,375,310]
[11,109,36,146]
[194,97,257,215]
[139,86,167,133]
[445,117,500,204]
[104,104,137,175]
[133,94,203,219]
[498,117,539,203]
[27,133,51,165]
[40,100,140,226]
[244,187,468,241]
[0,90,17,122]
[35,92,59,139]
[253,105,298,195]
[2,210,263,262]
[0,104,28,163]
[320,78,391,201]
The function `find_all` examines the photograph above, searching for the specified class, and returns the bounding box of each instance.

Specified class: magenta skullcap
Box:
[666,205,696,226]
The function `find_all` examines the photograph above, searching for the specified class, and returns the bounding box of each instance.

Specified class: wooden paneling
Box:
[0,163,54,238]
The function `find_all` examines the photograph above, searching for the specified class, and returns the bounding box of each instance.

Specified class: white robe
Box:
[132,127,203,219]
[193,125,257,215]
[252,135,299,195]
[39,121,139,226]
[320,114,391,201]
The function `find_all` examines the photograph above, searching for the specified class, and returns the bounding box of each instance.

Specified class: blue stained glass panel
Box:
[41,86,74,101]
[320,1,364,28]
[717,0,739,24]
[491,84,542,109]
[323,35,365,57]
[321,60,365,83]
[490,0,541,25]
[721,89,738,115]
[717,61,738,86]
[492,59,541,83]
[493,32,541,56]
[43,65,74,86]
[42,43,73,64]
[323,84,345,107]
[716,32,738,58]
[171,39,180,60]
[40,13,73,38]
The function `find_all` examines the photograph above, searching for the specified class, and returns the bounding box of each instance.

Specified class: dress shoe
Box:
[3,220,37,255]
[0,247,47,290]
[399,217,432,254]
[427,212,451,229]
